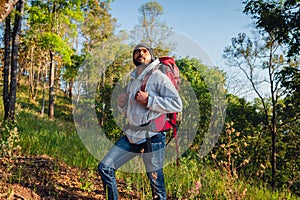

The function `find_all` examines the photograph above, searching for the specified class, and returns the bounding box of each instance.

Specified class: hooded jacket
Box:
[118,58,182,144]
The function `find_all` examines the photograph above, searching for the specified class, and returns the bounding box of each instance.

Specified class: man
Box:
[98,44,182,200]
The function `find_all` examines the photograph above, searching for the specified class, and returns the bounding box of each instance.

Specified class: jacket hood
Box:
[130,58,160,80]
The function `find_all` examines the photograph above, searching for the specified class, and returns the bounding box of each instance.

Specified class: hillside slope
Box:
[0,155,138,200]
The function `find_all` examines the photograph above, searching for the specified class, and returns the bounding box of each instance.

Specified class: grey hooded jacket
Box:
[118,58,182,144]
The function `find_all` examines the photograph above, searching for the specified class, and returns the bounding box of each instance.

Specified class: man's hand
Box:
[135,91,149,107]
[117,93,128,108]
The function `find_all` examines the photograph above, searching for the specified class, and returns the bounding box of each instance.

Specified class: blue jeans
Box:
[98,133,166,200]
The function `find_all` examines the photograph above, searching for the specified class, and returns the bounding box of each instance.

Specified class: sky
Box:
[109,0,254,69]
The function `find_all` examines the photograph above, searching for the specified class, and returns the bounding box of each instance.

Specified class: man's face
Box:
[133,48,152,66]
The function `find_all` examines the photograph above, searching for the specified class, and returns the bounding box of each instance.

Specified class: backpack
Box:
[141,56,181,165]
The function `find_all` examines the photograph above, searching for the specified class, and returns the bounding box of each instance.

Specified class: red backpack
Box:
[141,56,180,165]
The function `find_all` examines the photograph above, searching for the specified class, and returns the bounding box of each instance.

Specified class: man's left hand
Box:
[135,91,149,107]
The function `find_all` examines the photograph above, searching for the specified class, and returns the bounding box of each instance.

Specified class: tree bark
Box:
[269,50,277,190]
[3,15,11,120]
[9,0,24,122]
[68,79,73,99]
[41,59,47,116]
[48,50,55,119]
[0,0,19,23]
[29,46,35,100]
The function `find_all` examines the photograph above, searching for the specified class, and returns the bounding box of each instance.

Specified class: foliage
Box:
[1,71,299,199]
[226,94,263,132]
[240,7,300,187]
[2,0,24,121]
[61,54,85,99]
[223,94,300,194]
[277,66,300,120]
[130,0,174,55]
[81,0,116,51]
[212,122,249,199]
[0,0,299,198]
[17,111,98,169]
[176,58,211,145]
[176,57,227,159]
[243,0,300,57]
[0,122,21,158]
[21,0,85,118]
[223,29,300,189]
[26,0,83,64]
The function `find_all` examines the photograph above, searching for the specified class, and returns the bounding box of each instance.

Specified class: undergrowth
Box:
[0,88,298,199]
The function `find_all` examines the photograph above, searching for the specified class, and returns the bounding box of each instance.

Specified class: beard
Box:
[133,59,144,66]
[133,54,153,66]
[133,57,151,67]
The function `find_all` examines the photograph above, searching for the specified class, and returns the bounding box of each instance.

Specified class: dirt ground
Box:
[0,155,139,200]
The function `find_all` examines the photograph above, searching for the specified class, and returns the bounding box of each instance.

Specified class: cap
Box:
[133,44,155,61]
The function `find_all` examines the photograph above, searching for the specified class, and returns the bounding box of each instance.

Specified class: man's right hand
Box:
[117,93,128,108]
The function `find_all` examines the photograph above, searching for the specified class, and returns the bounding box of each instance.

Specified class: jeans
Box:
[98,133,166,200]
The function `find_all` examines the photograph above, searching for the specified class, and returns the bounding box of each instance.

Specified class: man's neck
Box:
[136,65,147,76]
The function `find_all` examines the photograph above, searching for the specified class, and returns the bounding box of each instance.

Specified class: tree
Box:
[223,94,268,181]
[176,57,226,159]
[225,94,263,134]
[78,0,127,127]
[81,0,116,53]
[3,13,11,120]
[2,0,24,121]
[243,0,300,57]
[0,0,19,23]
[130,0,174,56]
[276,67,300,193]
[223,31,297,189]
[234,0,300,188]
[26,0,83,119]
[62,54,84,99]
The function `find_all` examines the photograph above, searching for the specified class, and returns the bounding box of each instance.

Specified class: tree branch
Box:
[0,0,19,23]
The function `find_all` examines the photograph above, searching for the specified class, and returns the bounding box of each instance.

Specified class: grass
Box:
[0,86,299,199]
[16,109,98,170]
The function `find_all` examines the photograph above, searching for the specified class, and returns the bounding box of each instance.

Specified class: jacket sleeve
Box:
[117,82,130,115]
[118,104,127,115]
[146,72,182,113]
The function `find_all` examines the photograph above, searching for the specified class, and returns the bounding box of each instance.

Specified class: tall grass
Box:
[16,110,98,169]
[2,110,298,199]
[116,157,299,200]
[0,88,298,199]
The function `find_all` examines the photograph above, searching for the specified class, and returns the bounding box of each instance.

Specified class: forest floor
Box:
[0,155,139,200]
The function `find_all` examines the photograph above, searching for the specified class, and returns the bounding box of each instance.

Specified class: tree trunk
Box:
[41,61,47,116]
[68,79,73,99]
[48,50,55,119]
[270,86,277,190]
[99,73,105,126]
[271,127,276,189]
[9,0,24,122]
[3,15,11,120]
[29,46,35,100]
[268,45,277,190]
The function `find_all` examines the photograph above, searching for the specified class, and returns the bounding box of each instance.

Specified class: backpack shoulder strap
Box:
[141,58,172,91]
[141,68,155,92]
